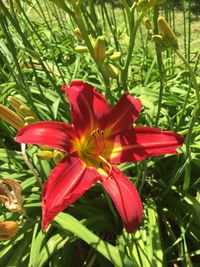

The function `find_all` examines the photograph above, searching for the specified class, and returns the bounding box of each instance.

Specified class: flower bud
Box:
[137,0,149,9]
[94,36,106,64]
[19,104,36,118]
[75,45,88,53]
[0,221,19,240]
[36,151,53,160]
[48,0,66,10]
[0,104,24,129]
[157,16,178,50]
[53,150,65,164]
[110,52,121,61]
[152,34,163,43]
[8,96,23,113]
[142,17,152,30]
[73,28,83,41]
[24,116,37,124]
[8,96,37,119]
[137,0,165,9]
[152,34,168,51]
[104,63,119,79]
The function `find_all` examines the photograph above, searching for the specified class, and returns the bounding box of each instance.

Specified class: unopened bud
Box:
[8,96,37,119]
[48,0,66,10]
[19,104,36,118]
[94,36,106,64]
[36,151,53,160]
[137,0,149,9]
[152,34,163,43]
[110,52,121,61]
[8,96,22,112]
[137,0,165,9]
[104,63,118,79]
[157,16,178,50]
[53,150,65,164]
[142,17,152,30]
[73,28,83,41]
[0,221,19,240]
[152,34,168,51]
[24,116,37,124]
[0,104,24,129]
[75,45,88,53]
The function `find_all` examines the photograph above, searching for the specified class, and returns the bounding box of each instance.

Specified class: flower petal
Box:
[100,166,143,232]
[15,121,76,152]
[42,155,100,229]
[62,81,110,136]
[104,93,142,137]
[105,127,184,163]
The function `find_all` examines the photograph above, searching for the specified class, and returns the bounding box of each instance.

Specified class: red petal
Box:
[62,81,110,136]
[105,127,183,163]
[42,155,100,229]
[15,121,76,152]
[100,166,143,232]
[104,93,142,137]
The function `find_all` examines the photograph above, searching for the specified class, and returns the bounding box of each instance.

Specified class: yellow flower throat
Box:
[75,129,111,175]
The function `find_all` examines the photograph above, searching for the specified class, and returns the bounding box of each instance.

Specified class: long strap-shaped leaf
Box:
[54,212,133,267]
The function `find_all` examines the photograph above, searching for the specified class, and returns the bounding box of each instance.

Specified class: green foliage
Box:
[0,0,199,266]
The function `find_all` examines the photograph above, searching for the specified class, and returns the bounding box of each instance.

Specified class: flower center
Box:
[75,129,111,175]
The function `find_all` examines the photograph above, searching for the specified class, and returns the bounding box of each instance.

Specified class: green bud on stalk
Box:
[94,36,106,64]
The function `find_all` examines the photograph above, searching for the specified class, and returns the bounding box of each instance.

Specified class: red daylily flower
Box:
[15,81,183,232]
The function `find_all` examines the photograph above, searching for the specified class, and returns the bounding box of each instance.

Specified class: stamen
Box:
[101,130,105,152]
[92,129,105,156]
[92,132,100,156]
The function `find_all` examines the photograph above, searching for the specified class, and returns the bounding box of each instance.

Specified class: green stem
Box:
[175,50,200,107]
[154,6,165,127]
[177,53,200,129]
[73,5,113,104]
[175,50,200,193]
[119,0,131,24]
[121,10,146,90]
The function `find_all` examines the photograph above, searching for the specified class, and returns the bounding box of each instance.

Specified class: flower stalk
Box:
[121,9,147,90]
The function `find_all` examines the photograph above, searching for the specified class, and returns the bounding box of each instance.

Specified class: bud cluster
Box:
[36,147,65,164]
[74,30,120,79]
[152,16,178,51]
[1,96,38,129]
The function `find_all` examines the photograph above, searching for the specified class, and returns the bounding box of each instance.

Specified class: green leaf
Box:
[54,213,133,267]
